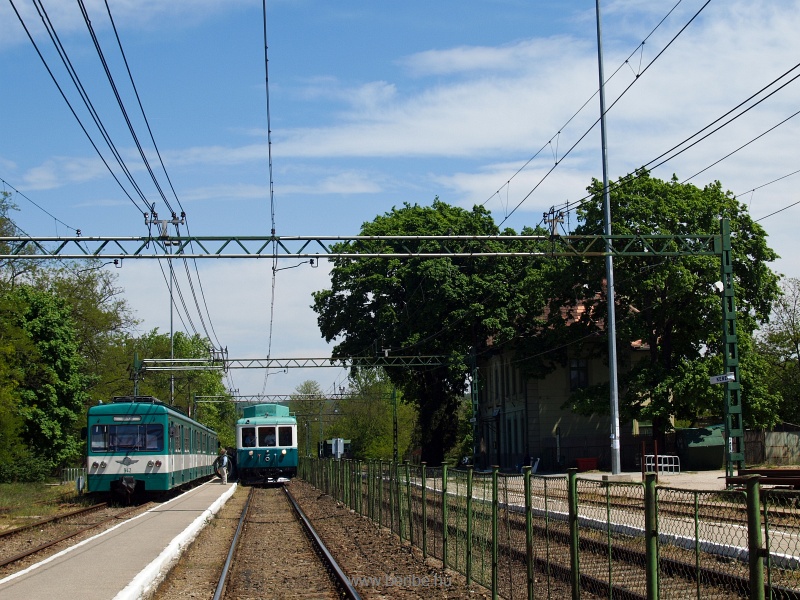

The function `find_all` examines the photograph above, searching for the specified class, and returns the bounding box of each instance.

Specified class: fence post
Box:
[466,466,474,585]
[524,465,534,600]
[396,461,403,542]
[568,467,580,600]
[405,461,413,546]
[378,460,383,528]
[644,472,658,600]
[422,462,428,559]
[746,475,765,600]
[442,463,449,568]
[492,465,499,600]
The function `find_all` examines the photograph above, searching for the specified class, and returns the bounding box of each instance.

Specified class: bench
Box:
[726,468,800,489]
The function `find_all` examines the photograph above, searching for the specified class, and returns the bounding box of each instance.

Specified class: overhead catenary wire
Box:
[482,0,687,210]
[8,0,149,217]
[551,60,800,229]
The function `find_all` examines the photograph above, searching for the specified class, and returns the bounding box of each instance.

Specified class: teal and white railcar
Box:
[236,403,298,484]
[86,396,218,498]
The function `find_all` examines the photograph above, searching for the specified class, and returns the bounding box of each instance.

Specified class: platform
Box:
[0,480,236,600]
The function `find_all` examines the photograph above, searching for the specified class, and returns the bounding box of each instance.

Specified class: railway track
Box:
[214,485,360,600]
[0,501,153,572]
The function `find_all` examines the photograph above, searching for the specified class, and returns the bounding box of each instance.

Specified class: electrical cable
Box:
[8,0,149,217]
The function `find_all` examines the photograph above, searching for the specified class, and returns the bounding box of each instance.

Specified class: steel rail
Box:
[0,503,147,569]
[212,487,254,600]
[283,486,362,600]
[0,502,108,540]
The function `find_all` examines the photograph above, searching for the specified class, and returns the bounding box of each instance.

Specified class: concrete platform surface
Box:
[575,469,728,489]
[0,480,236,600]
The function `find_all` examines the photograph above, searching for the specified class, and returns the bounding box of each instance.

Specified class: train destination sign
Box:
[709,372,735,384]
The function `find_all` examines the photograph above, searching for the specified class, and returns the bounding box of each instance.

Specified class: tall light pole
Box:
[595,0,622,474]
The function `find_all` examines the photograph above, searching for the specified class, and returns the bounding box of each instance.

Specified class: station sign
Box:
[709,372,735,384]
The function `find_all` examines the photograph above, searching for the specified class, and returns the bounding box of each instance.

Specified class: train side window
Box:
[145,425,164,451]
[242,427,256,447]
[278,426,292,447]
[259,426,276,447]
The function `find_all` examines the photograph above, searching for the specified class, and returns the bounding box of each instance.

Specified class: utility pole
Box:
[145,206,185,405]
[595,0,622,474]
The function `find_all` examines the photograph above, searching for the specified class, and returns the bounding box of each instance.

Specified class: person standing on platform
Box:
[218,448,230,484]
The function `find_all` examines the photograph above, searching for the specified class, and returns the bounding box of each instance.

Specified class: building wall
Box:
[476,347,644,472]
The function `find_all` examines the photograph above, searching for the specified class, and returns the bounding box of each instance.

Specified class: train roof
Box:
[241,403,291,418]
[88,397,215,432]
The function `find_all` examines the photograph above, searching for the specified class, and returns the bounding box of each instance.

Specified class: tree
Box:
[7,285,90,469]
[312,199,547,465]
[757,277,800,425]
[324,369,418,461]
[33,263,137,403]
[289,380,326,456]
[131,330,236,446]
[549,171,780,433]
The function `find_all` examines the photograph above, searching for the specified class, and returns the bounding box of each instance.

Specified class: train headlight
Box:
[281,449,287,455]
[155,460,162,467]
[248,450,254,456]
[99,461,106,469]
[147,460,154,467]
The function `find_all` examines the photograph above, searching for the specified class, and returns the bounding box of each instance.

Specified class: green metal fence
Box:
[298,460,800,600]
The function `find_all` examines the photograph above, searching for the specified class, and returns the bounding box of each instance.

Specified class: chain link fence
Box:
[298,459,800,599]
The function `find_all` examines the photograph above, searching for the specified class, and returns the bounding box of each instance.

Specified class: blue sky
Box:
[2,0,800,397]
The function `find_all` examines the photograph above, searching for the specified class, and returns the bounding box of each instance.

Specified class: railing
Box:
[60,467,87,492]
[299,458,799,600]
[644,453,680,473]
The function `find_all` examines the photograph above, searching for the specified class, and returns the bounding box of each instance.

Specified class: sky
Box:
[1,0,799,398]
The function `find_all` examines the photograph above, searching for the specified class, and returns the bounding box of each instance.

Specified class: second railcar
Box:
[236,403,298,484]
[86,396,218,499]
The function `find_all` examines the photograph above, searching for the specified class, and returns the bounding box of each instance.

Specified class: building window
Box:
[570,358,589,391]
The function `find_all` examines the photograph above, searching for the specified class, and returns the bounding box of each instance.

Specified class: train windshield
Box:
[258,426,276,447]
[90,424,164,452]
[278,426,292,446]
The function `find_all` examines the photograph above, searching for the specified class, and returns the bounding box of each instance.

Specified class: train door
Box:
[169,421,176,487]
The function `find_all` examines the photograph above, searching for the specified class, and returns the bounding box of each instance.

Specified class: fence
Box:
[643,454,680,474]
[60,467,86,493]
[300,458,800,600]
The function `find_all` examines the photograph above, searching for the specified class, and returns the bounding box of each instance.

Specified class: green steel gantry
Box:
[2,224,743,474]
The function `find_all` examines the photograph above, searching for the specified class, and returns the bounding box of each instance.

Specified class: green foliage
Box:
[312,199,549,464]
[324,369,418,461]
[757,277,800,426]
[444,394,474,466]
[4,285,90,470]
[131,330,235,446]
[0,452,52,483]
[555,171,780,431]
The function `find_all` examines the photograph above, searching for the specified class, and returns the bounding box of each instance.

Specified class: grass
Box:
[0,481,85,529]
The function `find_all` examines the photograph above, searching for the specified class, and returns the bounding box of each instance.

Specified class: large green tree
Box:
[545,171,780,433]
[312,199,548,464]
[7,285,90,468]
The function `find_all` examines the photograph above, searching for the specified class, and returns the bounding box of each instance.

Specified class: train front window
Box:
[259,426,276,447]
[242,427,256,447]
[278,426,292,447]
[90,424,164,452]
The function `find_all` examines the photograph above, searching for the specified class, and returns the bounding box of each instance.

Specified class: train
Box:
[85,396,219,500]
[236,403,298,484]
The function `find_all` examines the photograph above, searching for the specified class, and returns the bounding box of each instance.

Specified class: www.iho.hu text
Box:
[346,573,452,588]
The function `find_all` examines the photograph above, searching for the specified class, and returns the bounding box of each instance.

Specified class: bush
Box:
[0,455,54,483]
